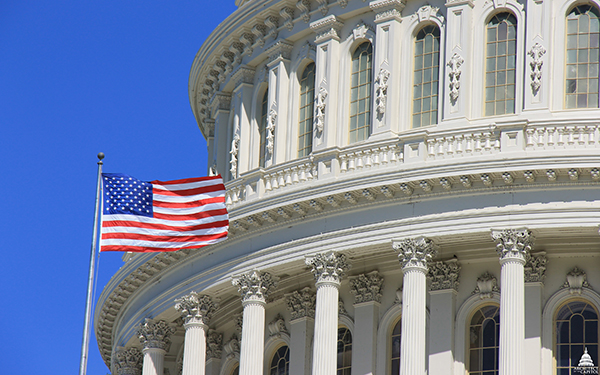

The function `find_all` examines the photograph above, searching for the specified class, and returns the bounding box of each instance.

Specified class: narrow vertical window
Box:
[349,42,373,144]
[337,327,352,375]
[565,5,600,108]
[259,90,269,167]
[298,62,315,157]
[413,25,440,128]
[390,319,401,375]
[468,305,500,375]
[485,13,517,116]
[555,301,599,374]
[269,345,290,375]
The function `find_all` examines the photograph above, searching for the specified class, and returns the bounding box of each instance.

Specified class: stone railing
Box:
[424,126,501,160]
[263,157,317,192]
[525,123,599,150]
[339,139,403,173]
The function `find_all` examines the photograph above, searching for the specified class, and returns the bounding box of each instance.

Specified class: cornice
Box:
[310,15,344,43]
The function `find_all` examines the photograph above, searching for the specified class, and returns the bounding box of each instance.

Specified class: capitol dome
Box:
[96,1,600,375]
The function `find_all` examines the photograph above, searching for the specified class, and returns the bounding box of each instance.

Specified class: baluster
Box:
[526,128,535,147]
[536,128,545,147]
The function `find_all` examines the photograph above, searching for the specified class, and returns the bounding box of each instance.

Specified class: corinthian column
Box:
[491,229,534,375]
[392,237,437,375]
[174,292,219,375]
[306,251,351,375]
[138,319,175,375]
[232,270,278,375]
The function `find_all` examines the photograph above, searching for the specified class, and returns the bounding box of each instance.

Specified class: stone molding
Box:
[209,91,231,114]
[285,287,316,320]
[472,271,499,299]
[266,39,294,66]
[310,15,344,43]
[524,252,547,283]
[349,270,384,304]
[306,251,351,285]
[491,228,534,263]
[369,0,407,23]
[392,237,437,270]
[174,292,219,326]
[137,319,176,351]
[231,65,255,88]
[223,334,240,359]
[206,330,223,360]
[268,313,289,337]
[232,270,278,303]
[427,258,460,291]
[113,347,143,375]
[562,266,591,295]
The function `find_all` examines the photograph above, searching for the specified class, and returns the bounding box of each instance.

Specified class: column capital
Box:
[285,287,316,321]
[265,39,294,67]
[231,65,255,88]
[427,258,461,291]
[232,270,278,304]
[525,253,547,283]
[305,251,351,286]
[349,270,384,304]
[491,228,534,264]
[206,330,224,360]
[137,319,175,352]
[174,291,219,326]
[310,15,344,43]
[369,0,407,23]
[113,347,143,375]
[392,237,437,271]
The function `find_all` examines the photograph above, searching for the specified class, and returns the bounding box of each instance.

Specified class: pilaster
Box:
[205,330,223,375]
[209,92,231,179]
[231,65,255,175]
[491,228,534,375]
[137,319,175,375]
[309,16,343,151]
[524,0,550,109]
[306,251,351,375]
[286,287,316,375]
[524,253,546,375]
[392,237,437,375]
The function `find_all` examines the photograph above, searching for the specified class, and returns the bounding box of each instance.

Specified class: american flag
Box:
[100,173,228,252]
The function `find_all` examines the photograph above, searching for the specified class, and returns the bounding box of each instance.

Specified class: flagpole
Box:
[79,152,104,375]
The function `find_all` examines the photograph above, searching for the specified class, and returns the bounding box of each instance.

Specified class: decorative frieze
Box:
[268,314,289,337]
[491,228,534,262]
[310,15,344,43]
[174,292,219,325]
[524,253,547,283]
[138,319,176,351]
[447,53,464,103]
[206,330,223,360]
[349,270,384,304]
[562,267,591,295]
[392,237,437,270]
[427,258,460,291]
[375,68,390,116]
[472,271,499,299]
[113,347,143,375]
[306,251,351,285]
[232,270,278,303]
[528,43,546,95]
[286,287,316,320]
[369,0,407,23]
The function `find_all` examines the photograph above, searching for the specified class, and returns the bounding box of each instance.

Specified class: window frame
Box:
[411,23,442,128]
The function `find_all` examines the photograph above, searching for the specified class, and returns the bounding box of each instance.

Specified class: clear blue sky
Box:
[0,1,237,374]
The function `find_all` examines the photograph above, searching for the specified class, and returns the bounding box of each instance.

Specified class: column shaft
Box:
[142,348,165,375]
[312,283,339,375]
[182,322,207,375]
[499,259,525,375]
[240,301,266,375]
[400,268,427,375]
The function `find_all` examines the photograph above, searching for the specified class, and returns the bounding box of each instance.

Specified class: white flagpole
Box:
[79,152,104,375]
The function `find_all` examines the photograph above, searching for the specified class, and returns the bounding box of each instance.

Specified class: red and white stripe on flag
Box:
[100,174,228,252]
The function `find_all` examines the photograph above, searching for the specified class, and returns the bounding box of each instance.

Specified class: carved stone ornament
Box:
[351,20,375,41]
[174,292,219,325]
[415,5,440,22]
[266,40,294,66]
[280,6,295,31]
[375,68,390,116]
[392,237,437,270]
[209,162,218,177]
[137,319,176,351]
[524,253,547,283]
[369,0,407,23]
[394,288,403,304]
[285,287,316,320]
[296,0,311,23]
[349,270,384,304]
[230,128,240,177]
[223,334,240,359]
[266,105,277,156]
[113,347,143,375]
[206,330,223,360]
[491,228,534,263]
[310,15,344,43]
[268,313,289,337]
[339,298,350,317]
[306,251,351,285]
[232,270,278,303]
[447,53,464,103]
[562,267,591,295]
[314,81,328,135]
[528,42,546,94]
[472,272,499,299]
[427,258,461,291]
[235,314,243,336]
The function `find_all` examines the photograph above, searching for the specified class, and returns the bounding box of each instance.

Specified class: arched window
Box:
[231,364,239,375]
[555,300,599,373]
[269,345,290,375]
[468,305,500,375]
[413,25,440,128]
[298,62,315,157]
[565,5,600,109]
[349,42,372,144]
[337,327,352,375]
[259,90,269,167]
[390,318,401,375]
[485,13,517,116]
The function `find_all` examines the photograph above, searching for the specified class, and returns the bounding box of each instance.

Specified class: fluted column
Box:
[113,347,143,375]
[174,292,219,375]
[491,229,534,375]
[138,319,175,375]
[306,251,351,375]
[392,237,437,375]
[232,270,278,375]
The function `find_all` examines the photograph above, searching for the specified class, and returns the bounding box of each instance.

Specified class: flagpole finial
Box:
[97,152,105,162]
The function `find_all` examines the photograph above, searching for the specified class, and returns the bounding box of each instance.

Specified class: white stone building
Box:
[95,0,600,375]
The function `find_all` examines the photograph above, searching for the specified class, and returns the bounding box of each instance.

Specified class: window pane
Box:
[412,25,440,128]
[298,62,315,158]
[469,305,500,375]
[349,42,372,143]
[555,301,600,373]
[485,13,517,116]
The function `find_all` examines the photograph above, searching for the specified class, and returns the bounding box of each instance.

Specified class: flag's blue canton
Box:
[102,173,153,217]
